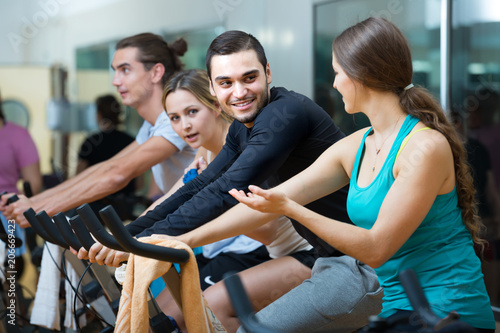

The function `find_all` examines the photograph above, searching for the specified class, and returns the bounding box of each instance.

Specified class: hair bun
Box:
[170,38,188,57]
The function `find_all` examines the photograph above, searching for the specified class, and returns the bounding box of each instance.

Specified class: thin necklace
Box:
[372,114,403,172]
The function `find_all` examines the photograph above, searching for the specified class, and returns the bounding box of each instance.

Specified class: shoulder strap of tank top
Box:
[350,127,375,183]
[395,127,431,160]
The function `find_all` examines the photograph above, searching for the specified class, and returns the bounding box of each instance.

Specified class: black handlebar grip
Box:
[35,211,69,249]
[69,215,96,252]
[76,203,124,251]
[23,182,33,198]
[223,272,283,333]
[399,269,441,326]
[6,194,19,205]
[23,208,57,244]
[99,205,189,263]
[53,212,83,251]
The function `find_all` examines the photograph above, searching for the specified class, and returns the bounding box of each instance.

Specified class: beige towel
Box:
[115,237,226,333]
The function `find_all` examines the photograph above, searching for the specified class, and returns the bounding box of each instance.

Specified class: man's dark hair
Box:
[206,30,267,79]
[116,33,187,85]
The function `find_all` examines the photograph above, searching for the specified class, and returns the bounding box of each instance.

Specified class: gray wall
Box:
[0,0,317,99]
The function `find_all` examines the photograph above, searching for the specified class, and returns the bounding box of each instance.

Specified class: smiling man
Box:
[124,29,353,254]
[126,30,349,252]
[209,59,271,126]
[0,33,195,226]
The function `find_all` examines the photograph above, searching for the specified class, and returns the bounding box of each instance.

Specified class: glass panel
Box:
[76,44,111,70]
[451,0,500,307]
[314,0,441,135]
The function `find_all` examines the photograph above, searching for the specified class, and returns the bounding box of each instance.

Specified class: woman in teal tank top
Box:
[229,17,495,331]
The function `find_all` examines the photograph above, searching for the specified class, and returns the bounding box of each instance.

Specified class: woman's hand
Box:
[229,185,291,215]
[78,242,129,267]
[185,157,208,175]
[103,250,129,267]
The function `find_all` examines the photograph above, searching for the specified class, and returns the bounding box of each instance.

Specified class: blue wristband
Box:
[182,168,198,184]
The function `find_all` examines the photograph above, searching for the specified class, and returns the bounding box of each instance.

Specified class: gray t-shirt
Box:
[135,112,196,193]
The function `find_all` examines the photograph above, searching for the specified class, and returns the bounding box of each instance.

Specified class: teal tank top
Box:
[347,115,495,329]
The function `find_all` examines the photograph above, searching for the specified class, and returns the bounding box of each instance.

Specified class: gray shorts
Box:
[237,255,383,333]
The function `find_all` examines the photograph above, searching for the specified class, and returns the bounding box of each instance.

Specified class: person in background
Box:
[76,94,138,219]
[0,89,42,278]
[77,94,135,175]
[1,33,196,226]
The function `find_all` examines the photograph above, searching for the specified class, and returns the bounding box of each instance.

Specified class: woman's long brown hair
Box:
[332,17,486,249]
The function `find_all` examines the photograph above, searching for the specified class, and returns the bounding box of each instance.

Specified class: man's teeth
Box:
[234,100,252,107]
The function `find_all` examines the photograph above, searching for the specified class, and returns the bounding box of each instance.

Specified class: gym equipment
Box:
[98,205,189,263]
[0,192,27,332]
[0,192,23,248]
[1,99,30,128]
[23,209,116,332]
[78,203,187,332]
[52,212,121,311]
[360,269,479,332]
[223,272,282,333]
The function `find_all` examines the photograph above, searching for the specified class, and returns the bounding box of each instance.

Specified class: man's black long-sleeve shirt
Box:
[126,87,351,257]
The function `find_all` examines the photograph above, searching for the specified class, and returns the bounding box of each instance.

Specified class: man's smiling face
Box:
[209,49,272,128]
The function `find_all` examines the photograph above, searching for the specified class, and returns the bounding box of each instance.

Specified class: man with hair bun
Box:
[1,33,196,227]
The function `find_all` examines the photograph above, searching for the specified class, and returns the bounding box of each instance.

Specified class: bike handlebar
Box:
[23,208,57,245]
[399,269,441,326]
[35,211,69,249]
[398,269,476,332]
[76,203,125,252]
[223,272,283,333]
[53,212,83,251]
[6,194,18,205]
[23,182,33,198]
[98,205,189,264]
[1,192,23,248]
[69,214,96,251]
